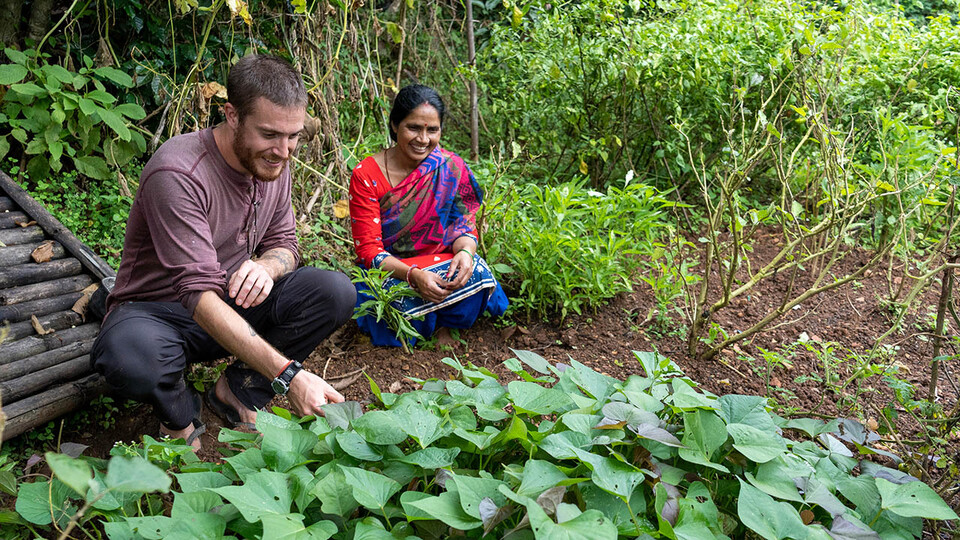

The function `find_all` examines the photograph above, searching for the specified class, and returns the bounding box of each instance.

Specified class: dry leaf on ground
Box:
[71,284,100,320]
[31,240,55,263]
[333,199,350,219]
[15,219,37,228]
[31,315,54,335]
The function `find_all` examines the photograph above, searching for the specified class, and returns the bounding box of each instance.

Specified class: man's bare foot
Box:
[160,422,203,451]
[215,376,258,426]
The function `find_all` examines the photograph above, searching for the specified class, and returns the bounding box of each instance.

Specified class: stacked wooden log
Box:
[0,171,115,442]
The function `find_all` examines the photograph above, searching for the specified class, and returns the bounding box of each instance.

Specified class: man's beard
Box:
[233,128,286,182]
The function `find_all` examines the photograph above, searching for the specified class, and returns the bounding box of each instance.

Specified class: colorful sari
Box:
[349,147,508,346]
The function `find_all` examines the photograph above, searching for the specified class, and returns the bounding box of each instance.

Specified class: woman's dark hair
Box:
[389,84,445,141]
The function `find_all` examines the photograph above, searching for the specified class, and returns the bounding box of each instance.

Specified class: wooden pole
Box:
[0,292,85,324]
[0,274,93,306]
[0,258,83,289]
[2,339,94,381]
[465,0,479,161]
[0,211,30,228]
[0,323,100,365]
[0,374,107,441]
[0,226,45,246]
[4,309,84,342]
[0,355,92,403]
[0,171,116,280]
[0,241,66,266]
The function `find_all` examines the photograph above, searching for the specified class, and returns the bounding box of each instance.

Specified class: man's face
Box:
[230,97,305,182]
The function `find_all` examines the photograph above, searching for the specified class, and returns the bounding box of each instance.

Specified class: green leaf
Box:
[321,401,363,429]
[629,423,683,447]
[211,470,293,522]
[0,137,9,162]
[396,403,448,448]
[518,460,572,498]
[397,447,460,468]
[223,447,267,482]
[78,97,98,115]
[737,480,811,540]
[678,410,728,472]
[353,516,394,539]
[105,456,171,493]
[511,349,558,375]
[718,395,777,432]
[727,423,787,463]
[10,83,44,97]
[46,453,93,497]
[508,381,574,415]
[876,478,959,520]
[336,431,384,461]
[573,448,647,500]
[339,465,401,510]
[447,378,508,406]
[0,470,16,496]
[351,410,408,445]
[667,379,718,410]
[4,48,28,64]
[538,430,591,460]
[86,89,117,104]
[96,107,131,141]
[40,64,74,85]
[0,64,28,85]
[450,474,508,519]
[72,155,112,180]
[453,427,500,450]
[16,479,75,526]
[261,422,318,472]
[402,491,483,530]
[501,485,618,539]
[310,469,358,517]
[94,66,134,87]
[171,491,223,517]
[260,513,337,540]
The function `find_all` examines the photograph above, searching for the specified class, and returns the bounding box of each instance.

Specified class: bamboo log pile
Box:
[0,171,116,442]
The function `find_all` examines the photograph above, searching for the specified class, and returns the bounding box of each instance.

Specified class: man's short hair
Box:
[227,54,307,121]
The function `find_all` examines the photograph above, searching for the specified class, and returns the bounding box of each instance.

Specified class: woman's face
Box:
[392,103,442,165]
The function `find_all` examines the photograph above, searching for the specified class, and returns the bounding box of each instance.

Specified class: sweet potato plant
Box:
[7,350,958,539]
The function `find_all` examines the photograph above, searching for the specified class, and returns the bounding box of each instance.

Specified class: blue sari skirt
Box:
[354,254,509,347]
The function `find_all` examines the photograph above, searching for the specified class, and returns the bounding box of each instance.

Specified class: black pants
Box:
[91,267,356,429]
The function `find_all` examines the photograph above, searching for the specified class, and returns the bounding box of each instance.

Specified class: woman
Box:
[348,84,508,347]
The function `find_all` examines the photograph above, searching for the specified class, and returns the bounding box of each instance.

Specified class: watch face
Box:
[272,379,287,394]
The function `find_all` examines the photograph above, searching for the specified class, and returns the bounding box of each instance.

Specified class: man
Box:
[91,54,355,449]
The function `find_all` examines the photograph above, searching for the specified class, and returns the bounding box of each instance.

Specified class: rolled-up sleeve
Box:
[139,169,225,314]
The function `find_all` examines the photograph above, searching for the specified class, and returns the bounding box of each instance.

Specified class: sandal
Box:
[205,386,257,431]
[160,391,206,447]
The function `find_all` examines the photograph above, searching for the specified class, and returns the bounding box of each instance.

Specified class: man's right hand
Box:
[286,370,345,417]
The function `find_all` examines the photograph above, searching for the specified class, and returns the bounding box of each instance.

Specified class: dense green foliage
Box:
[4,351,958,538]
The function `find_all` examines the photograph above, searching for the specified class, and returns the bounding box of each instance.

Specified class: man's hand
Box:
[285,370,345,416]
[228,260,274,308]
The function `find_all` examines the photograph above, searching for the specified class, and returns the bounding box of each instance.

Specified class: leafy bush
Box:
[8,350,958,538]
[0,48,147,182]
[483,172,676,320]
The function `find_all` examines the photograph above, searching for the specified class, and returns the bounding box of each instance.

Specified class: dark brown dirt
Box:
[7,232,960,508]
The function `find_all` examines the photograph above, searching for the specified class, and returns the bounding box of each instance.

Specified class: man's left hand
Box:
[228,259,274,308]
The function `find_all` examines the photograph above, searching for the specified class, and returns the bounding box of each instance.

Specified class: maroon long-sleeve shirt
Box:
[106,128,300,316]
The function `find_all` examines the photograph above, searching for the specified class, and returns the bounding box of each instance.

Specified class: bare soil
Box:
[9,232,960,511]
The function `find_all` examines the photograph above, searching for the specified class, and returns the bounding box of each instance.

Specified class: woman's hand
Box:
[444,250,474,291]
[411,268,451,304]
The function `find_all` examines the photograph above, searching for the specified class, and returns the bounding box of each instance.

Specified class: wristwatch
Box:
[271,360,303,395]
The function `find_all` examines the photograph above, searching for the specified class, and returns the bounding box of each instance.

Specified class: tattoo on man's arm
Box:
[248,324,258,337]
[259,250,296,276]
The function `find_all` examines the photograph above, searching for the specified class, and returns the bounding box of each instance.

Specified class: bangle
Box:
[406,264,419,288]
[458,248,473,258]
[275,360,294,379]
